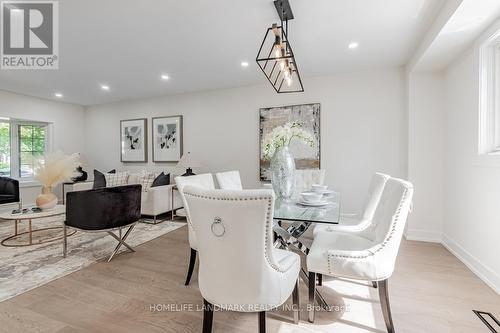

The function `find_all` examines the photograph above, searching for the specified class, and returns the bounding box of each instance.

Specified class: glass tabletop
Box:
[273,191,340,224]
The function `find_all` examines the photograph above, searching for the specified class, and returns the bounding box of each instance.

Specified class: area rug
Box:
[0,215,185,302]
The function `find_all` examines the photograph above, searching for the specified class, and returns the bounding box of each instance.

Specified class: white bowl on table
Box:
[300,192,323,203]
[311,184,328,192]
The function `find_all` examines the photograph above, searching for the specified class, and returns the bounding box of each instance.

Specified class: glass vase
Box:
[270,146,296,200]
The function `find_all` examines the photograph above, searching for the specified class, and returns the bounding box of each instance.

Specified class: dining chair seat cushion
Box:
[312,216,364,237]
[200,248,301,311]
[307,231,383,281]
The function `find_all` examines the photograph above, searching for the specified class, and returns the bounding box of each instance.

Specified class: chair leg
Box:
[202,299,214,333]
[62,223,67,257]
[259,311,266,333]
[107,224,136,262]
[308,272,316,323]
[372,281,378,288]
[378,279,395,333]
[292,278,300,324]
[317,273,323,286]
[185,248,197,285]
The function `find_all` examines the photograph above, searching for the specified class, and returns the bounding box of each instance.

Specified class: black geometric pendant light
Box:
[256,0,304,93]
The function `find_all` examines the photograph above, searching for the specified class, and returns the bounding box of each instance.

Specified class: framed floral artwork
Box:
[120,118,147,162]
[152,116,183,162]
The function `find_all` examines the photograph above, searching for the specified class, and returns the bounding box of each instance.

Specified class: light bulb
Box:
[274,44,282,58]
[284,68,291,79]
[280,60,285,70]
[286,77,293,87]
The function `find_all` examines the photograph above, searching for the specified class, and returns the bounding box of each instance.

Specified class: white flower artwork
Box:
[152,116,183,162]
[121,119,147,162]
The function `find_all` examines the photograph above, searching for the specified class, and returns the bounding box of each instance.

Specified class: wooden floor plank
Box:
[1,225,499,332]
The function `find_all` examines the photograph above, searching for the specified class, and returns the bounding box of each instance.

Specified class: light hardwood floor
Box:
[1,224,499,333]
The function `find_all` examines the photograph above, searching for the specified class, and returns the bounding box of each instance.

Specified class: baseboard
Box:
[404,229,442,243]
[442,235,500,295]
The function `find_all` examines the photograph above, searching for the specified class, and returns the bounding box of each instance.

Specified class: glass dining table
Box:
[272,191,341,310]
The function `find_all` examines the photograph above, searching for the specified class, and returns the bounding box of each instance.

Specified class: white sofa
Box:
[64,172,183,223]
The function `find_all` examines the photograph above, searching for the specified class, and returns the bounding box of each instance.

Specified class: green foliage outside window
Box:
[0,123,10,176]
[19,125,46,178]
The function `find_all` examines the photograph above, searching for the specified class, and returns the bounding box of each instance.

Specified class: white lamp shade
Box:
[176,152,202,169]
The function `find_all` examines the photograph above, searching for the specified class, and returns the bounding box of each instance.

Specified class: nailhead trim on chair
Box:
[326,186,412,275]
[184,192,288,273]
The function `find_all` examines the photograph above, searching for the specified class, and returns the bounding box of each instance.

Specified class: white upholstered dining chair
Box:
[313,172,390,237]
[215,170,243,190]
[175,173,215,285]
[307,178,414,333]
[293,169,326,198]
[183,186,301,333]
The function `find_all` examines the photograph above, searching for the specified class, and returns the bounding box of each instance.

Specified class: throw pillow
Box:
[151,172,170,187]
[139,170,156,192]
[93,169,106,189]
[105,171,130,187]
[93,169,119,189]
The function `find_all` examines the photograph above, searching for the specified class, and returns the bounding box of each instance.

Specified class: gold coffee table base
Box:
[1,226,77,247]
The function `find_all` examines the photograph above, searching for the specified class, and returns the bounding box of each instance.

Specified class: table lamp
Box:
[176,152,202,176]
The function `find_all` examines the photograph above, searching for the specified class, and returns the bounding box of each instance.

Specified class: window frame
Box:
[478,25,500,155]
[0,119,52,181]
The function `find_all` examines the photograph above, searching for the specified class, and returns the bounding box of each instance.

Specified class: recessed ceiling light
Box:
[348,42,359,49]
[100,84,110,91]
[241,61,249,67]
[161,74,169,80]
[54,93,63,98]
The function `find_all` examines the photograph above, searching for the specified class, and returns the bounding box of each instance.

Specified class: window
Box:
[478,26,500,154]
[0,119,51,179]
[0,122,10,176]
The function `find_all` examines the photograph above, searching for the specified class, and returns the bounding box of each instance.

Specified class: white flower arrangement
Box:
[34,151,81,188]
[262,121,315,160]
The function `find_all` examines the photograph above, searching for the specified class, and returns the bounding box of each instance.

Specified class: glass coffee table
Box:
[0,205,75,247]
[273,192,341,309]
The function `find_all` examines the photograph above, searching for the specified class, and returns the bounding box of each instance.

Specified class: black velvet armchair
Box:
[64,185,142,261]
[0,176,21,208]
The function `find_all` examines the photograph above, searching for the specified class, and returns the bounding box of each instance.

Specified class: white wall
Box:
[0,90,86,206]
[442,48,500,294]
[406,72,444,242]
[85,68,406,213]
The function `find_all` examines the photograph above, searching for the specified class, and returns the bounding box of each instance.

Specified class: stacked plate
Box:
[298,184,335,206]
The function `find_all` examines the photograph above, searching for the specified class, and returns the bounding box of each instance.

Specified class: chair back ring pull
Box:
[211,217,225,237]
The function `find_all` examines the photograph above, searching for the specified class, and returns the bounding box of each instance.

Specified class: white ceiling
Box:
[415,0,500,71]
[0,0,445,105]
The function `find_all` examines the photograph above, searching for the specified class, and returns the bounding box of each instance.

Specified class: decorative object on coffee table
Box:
[262,121,315,200]
[34,152,81,210]
[259,103,320,181]
[152,116,183,162]
[120,118,147,162]
[176,152,202,176]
